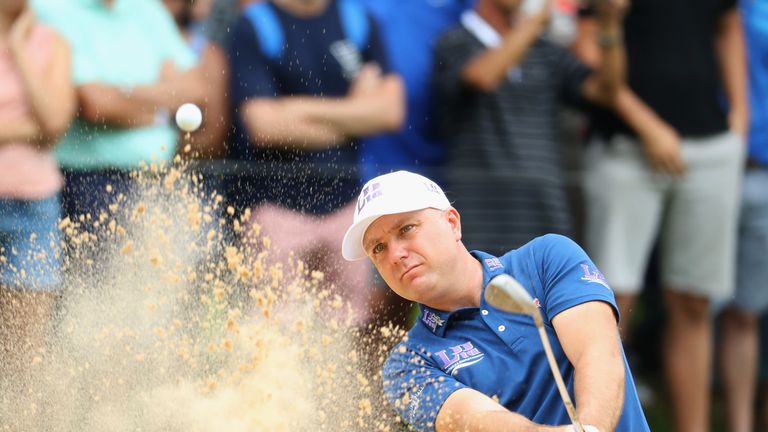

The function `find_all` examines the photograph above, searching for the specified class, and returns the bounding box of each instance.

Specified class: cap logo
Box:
[356,182,382,215]
[424,181,441,194]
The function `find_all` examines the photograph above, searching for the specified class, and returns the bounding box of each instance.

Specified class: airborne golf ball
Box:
[175,103,202,132]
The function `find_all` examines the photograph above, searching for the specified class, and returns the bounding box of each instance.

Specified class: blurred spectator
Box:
[0,2,75,374]
[761,313,768,431]
[358,0,473,183]
[32,0,205,222]
[575,1,747,430]
[228,0,404,326]
[717,1,767,431]
[433,0,625,256]
[204,0,255,49]
[163,0,229,159]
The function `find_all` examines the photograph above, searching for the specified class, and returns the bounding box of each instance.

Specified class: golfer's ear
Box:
[445,207,462,240]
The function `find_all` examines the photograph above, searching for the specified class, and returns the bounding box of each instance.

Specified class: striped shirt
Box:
[434,12,591,254]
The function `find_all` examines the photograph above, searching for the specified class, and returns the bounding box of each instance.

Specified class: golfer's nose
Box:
[388,239,409,264]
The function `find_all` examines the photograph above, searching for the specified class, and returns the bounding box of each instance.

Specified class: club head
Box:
[484,274,538,316]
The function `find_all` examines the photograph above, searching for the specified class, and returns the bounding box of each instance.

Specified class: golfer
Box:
[341,171,649,431]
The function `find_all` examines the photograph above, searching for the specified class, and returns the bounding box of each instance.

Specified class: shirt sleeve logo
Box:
[580,263,611,290]
[435,341,485,376]
[484,257,504,271]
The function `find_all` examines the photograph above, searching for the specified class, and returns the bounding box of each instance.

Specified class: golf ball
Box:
[175,103,202,132]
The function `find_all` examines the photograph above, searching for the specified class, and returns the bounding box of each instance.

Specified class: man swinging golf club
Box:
[341,171,650,431]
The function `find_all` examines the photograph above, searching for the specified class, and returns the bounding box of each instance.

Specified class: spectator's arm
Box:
[130,61,207,110]
[715,7,749,136]
[78,83,158,127]
[8,14,76,149]
[241,97,348,149]
[437,388,572,432]
[552,301,625,432]
[182,42,229,159]
[79,62,206,128]
[0,120,42,146]
[571,16,601,68]
[311,69,404,136]
[614,86,686,175]
[241,65,404,150]
[578,1,626,106]
[461,7,550,92]
[574,14,685,176]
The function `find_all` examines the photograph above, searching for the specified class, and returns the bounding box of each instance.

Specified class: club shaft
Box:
[537,324,584,432]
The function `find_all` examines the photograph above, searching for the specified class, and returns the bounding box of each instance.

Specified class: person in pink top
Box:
[0,1,75,377]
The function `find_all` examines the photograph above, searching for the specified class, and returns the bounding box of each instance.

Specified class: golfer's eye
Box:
[372,243,385,255]
[400,224,415,235]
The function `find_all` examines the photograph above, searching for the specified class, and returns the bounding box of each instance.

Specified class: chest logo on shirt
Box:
[580,264,611,290]
[422,310,445,332]
[435,341,485,376]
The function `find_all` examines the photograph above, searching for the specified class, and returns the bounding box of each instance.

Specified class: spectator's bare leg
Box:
[615,293,638,342]
[719,308,759,432]
[663,289,711,432]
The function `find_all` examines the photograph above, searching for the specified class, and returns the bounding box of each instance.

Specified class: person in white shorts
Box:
[574,0,747,430]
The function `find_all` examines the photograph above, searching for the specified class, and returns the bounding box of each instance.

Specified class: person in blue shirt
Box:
[357,0,473,183]
[341,170,649,431]
[717,2,768,431]
[228,0,405,328]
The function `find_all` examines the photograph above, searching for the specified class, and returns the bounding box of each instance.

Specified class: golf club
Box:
[484,273,585,432]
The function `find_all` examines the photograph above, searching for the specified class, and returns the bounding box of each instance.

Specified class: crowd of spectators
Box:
[0,0,766,429]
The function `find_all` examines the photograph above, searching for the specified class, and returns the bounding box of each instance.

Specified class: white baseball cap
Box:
[342,170,451,261]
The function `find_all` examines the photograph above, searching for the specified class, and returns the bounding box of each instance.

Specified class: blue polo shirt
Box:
[358,0,473,182]
[383,234,649,431]
[743,0,768,165]
[228,0,391,214]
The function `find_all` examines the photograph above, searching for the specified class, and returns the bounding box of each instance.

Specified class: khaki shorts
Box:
[583,131,745,299]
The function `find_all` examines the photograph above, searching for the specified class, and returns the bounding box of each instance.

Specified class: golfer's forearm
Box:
[437,389,565,432]
[573,354,625,431]
[438,409,558,432]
